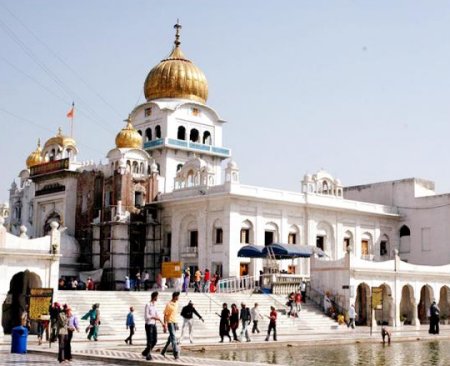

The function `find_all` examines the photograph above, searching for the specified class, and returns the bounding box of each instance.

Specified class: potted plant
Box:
[400,314,406,326]
[440,313,448,325]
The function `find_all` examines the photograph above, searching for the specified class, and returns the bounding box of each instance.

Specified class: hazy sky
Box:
[1,1,450,203]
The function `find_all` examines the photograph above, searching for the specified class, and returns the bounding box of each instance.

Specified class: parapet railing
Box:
[216,275,257,293]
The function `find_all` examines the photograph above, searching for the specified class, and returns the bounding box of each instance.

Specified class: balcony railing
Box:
[143,138,231,157]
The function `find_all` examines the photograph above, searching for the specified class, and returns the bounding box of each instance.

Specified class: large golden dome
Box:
[115,118,142,149]
[143,22,208,104]
[26,139,44,168]
[44,128,76,150]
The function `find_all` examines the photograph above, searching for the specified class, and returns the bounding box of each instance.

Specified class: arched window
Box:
[399,225,411,254]
[137,130,142,136]
[155,125,161,139]
[176,164,183,172]
[288,225,299,244]
[187,170,194,187]
[190,129,199,142]
[203,131,212,145]
[50,149,56,161]
[156,163,160,173]
[400,225,410,237]
[145,128,152,142]
[177,126,186,140]
[240,220,254,244]
[132,161,139,173]
[140,162,144,174]
[126,160,131,173]
[323,181,329,194]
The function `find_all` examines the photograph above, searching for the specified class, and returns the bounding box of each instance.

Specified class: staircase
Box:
[56,290,342,342]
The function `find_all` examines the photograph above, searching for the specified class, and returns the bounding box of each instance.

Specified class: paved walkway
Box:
[2,325,450,365]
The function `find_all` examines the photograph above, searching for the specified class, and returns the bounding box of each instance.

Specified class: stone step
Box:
[56,291,339,338]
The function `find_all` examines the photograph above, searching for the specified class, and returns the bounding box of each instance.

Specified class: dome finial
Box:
[174,19,182,47]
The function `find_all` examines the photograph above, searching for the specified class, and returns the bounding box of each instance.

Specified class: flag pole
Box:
[70,102,75,138]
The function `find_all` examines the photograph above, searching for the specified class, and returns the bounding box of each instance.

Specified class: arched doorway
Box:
[400,284,416,325]
[438,286,450,320]
[375,283,394,326]
[418,285,433,324]
[2,270,42,334]
[355,283,371,326]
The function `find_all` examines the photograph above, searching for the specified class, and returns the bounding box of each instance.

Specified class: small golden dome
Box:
[43,128,76,150]
[115,118,143,149]
[143,21,208,104]
[26,139,44,168]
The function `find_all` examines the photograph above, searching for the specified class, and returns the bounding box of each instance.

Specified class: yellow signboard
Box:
[161,261,182,278]
[372,287,383,310]
[29,288,53,321]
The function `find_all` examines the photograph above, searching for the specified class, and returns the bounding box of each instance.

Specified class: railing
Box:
[180,246,198,257]
[143,138,231,157]
[216,275,257,293]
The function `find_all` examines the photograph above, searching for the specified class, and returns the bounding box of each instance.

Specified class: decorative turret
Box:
[26,139,44,168]
[115,116,143,149]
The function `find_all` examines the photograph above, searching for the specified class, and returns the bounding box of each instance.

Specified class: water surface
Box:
[184,340,450,366]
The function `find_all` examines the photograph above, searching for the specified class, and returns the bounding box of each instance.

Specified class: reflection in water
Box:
[183,340,450,366]
[429,341,440,366]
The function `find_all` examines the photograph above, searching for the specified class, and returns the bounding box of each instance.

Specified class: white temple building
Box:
[6,22,450,328]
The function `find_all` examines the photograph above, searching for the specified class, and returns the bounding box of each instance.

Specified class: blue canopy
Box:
[237,243,324,259]
[263,243,324,259]
[237,244,265,258]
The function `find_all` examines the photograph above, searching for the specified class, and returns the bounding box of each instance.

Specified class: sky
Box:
[1,1,450,203]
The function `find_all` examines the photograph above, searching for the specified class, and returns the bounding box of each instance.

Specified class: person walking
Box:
[125,306,135,345]
[250,303,263,334]
[347,304,357,329]
[144,271,150,290]
[230,303,239,341]
[300,281,307,303]
[217,303,231,342]
[142,292,165,361]
[65,305,79,361]
[182,269,190,293]
[56,306,69,363]
[203,269,210,293]
[265,306,277,341]
[135,271,141,291]
[194,269,202,292]
[294,292,302,317]
[179,300,204,344]
[239,302,251,342]
[161,291,180,360]
[124,276,130,291]
[82,303,100,341]
[429,300,440,335]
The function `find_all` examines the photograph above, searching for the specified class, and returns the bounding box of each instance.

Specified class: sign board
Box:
[29,288,53,321]
[161,261,182,278]
[371,286,383,310]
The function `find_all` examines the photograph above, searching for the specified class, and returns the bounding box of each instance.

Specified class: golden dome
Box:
[26,139,44,168]
[115,118,143,149]
[143,22,208,104]
[43,128,76,150]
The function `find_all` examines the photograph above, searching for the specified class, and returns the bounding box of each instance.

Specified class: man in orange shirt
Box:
[161,291,180,360]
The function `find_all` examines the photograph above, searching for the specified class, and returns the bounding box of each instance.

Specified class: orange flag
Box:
[66,102,75,119]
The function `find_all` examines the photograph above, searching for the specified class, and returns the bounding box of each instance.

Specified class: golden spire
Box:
[143,21,208,103]
[26,138,44,168]
[174,19,182,47]
[115,115,143,149]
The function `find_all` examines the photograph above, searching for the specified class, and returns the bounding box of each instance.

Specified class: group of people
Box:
[182,268,221,293]
[42,302,81,363]
[217,302,277,343]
